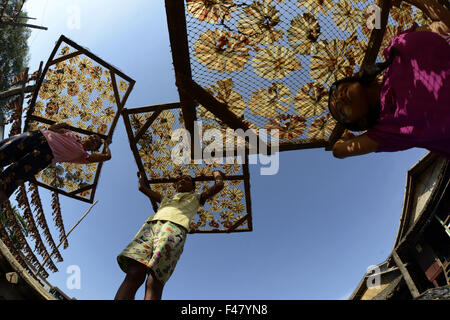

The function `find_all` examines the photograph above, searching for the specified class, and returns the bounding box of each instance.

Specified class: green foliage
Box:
[0,0,31,115]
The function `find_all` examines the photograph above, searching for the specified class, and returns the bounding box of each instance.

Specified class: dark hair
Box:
[177,175,195,189]
[90,134,103,151]
[328,46,399,131]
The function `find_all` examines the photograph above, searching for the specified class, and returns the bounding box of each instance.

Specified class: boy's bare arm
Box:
[138,172,162,203]
[86,142,112,163]
[200,170,225,205]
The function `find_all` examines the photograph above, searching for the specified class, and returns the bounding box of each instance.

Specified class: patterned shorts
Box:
[117,219,187,284]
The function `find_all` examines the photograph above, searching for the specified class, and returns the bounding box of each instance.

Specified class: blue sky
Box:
[15,0,429,300]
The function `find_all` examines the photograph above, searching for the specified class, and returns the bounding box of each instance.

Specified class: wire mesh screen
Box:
[24,35,135,203]
[122,105,252,234]
[182,0,430,147]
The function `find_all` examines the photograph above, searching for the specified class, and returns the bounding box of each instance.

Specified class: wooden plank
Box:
[110,72,122,109]
[179,76,249,131]
[361,0,391,67]
[35,181,92,203]
[122,102,181,115]
[392,250,420,298]
[122,111,159,213]
[69,184,94,196]
[59,35,134,83]
[27,115,108,139]
[149,175,245,184]
[134,109,162,143]
[49,51,83,66]
[227,214,249,233]
[189,228,251,234]
[0,20,48,30]
[119,79,136,108]
[242,158,253,231]
[0,84,35,99]
[164,0,196,139]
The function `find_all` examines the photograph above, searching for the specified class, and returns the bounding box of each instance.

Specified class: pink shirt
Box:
[367,24,450,160]
[41,129,89,164]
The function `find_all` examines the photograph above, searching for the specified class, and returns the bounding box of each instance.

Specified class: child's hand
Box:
[104,137,112,145]
[212,170,225,186]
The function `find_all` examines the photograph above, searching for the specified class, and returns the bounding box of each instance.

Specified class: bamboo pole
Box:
[0,20,48,30]
[36,200,98,276]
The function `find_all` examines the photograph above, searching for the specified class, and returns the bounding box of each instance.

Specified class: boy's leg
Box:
[143,221,187,300]
[144,269,164,300]
[115,258,148,300]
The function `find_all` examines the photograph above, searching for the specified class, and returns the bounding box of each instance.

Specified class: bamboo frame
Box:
[122,105,253,234]
[166,0,394,154]
[24,35,136,203]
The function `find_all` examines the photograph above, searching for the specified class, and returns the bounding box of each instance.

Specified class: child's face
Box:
[175,176,194,192]
[330,81,369,124]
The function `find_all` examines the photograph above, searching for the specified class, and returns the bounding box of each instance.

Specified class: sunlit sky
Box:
[14,0,429,300]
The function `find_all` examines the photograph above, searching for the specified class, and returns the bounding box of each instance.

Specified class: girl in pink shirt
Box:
[0,122,111,205]
[328,0,450,159]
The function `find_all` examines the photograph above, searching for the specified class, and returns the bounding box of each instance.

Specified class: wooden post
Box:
[392,250,420,298]
[0,19,48,30]
[164,0,197,142]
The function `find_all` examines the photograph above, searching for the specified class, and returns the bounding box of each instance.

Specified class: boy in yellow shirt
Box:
[115,170,225,300]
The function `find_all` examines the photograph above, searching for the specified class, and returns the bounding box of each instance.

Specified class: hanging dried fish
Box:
[28,183,64,263]
[51,192,69,249]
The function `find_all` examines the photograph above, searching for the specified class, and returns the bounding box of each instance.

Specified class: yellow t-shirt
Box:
[148,192,201,231]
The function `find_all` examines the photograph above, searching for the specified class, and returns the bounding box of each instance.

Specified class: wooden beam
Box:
[227,214,249,233]
[326,0,391,150]
[28,115,108,139]
[134,109,162,143]
[177,76,249,132]
[0,19,48,30]
[35,181,92,203]
[392,250,420,298]
[189,227,251,234]
[149,175,245,184]
[50,51,83,66]
[122,102,181,115]
[361,0,391,67]
[59,35,134,82]
[164,0,196,139]
[122,111,159,213]
[242,159,253,231]
[0,85,35,100]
